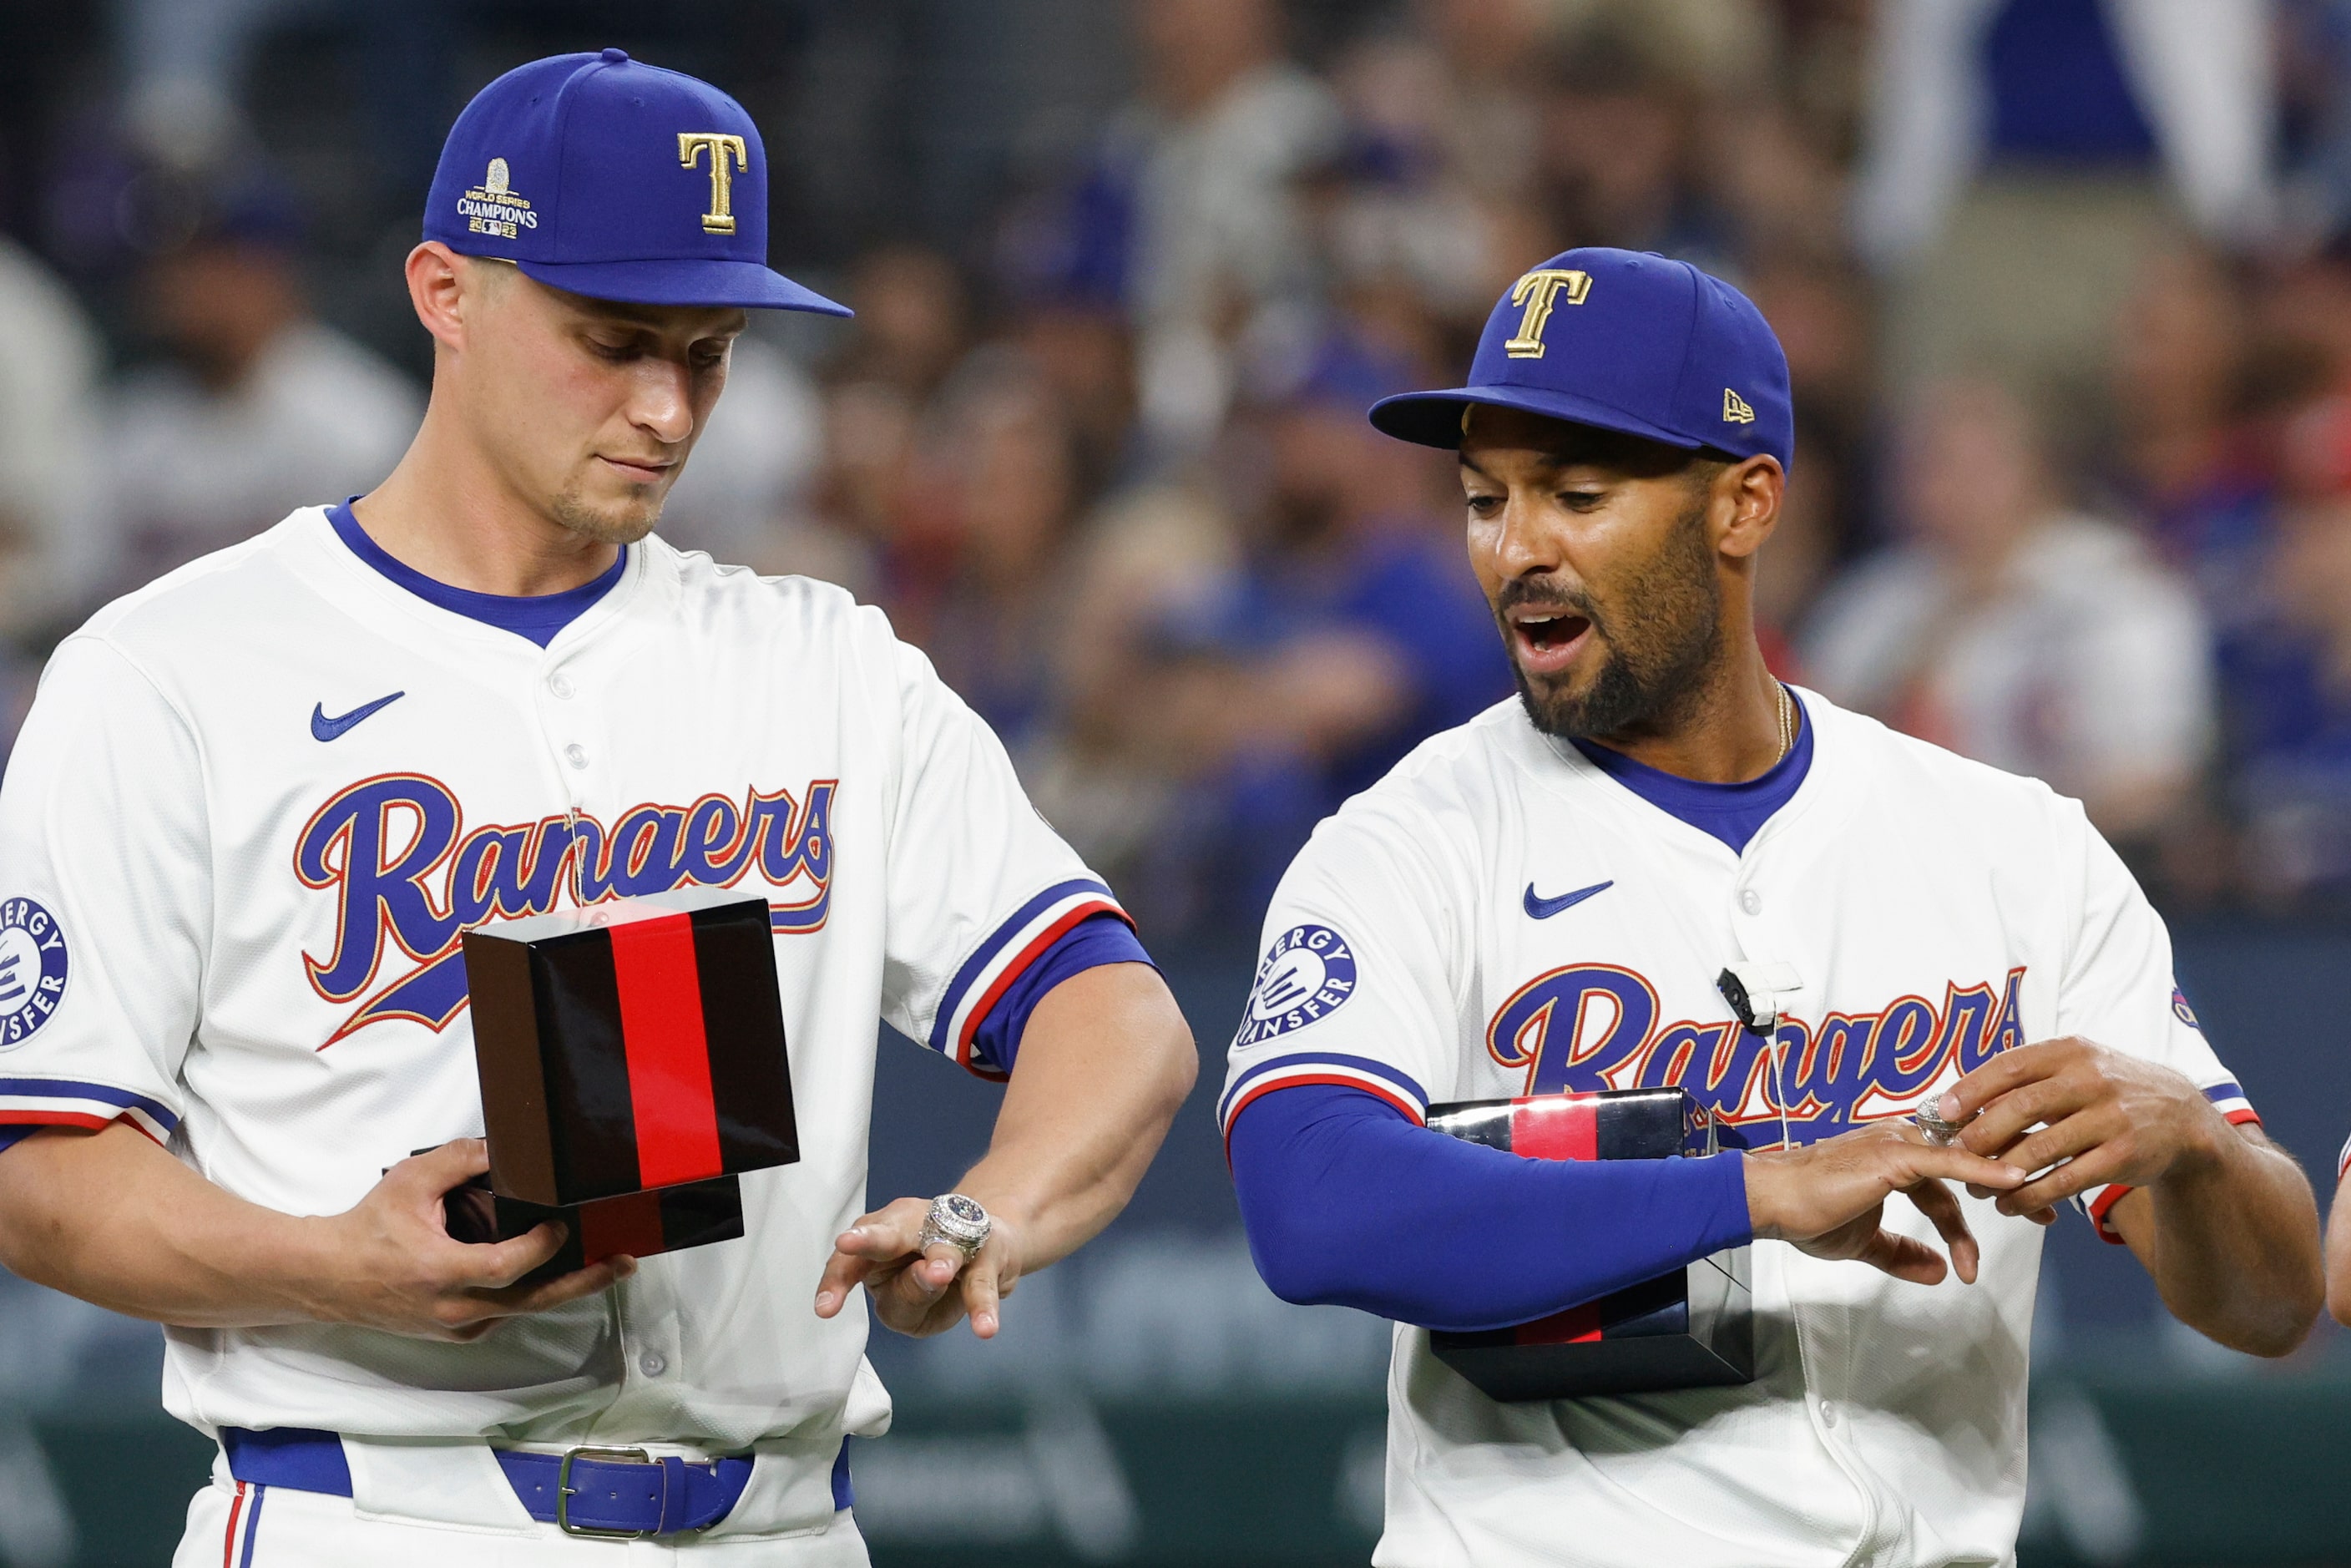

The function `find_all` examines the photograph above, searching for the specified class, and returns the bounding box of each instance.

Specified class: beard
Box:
[1504,493,1723,741]
[549,473,667,546]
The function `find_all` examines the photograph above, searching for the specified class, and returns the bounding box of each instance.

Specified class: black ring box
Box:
[437,1170,747,1290]
[437,888,798,1287]
[1426,1086,1754,1402]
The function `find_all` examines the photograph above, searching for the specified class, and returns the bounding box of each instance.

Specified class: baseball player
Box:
[0,52,1196,1565]
[1223,247,2323,1568]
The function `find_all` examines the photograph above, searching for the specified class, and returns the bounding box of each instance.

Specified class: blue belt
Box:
[222,1426,850,1539]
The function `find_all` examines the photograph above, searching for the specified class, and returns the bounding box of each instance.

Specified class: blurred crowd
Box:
[18,0,2351,928]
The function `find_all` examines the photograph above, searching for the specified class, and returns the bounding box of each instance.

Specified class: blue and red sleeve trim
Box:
[929,878,1146,1080]
[0,1077,179,1156]
[2085,1080,2259,1243]
[1218,1054,1430,1152]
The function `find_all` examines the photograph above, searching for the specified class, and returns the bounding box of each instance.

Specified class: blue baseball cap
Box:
[1369,247,1791,470]
[424,49,847,316]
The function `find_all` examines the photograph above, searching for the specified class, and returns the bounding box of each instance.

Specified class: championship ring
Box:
[1911,1104,1968,1147]
[918,1193,991,1260]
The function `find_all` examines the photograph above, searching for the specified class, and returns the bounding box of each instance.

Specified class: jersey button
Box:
[639,1351,668,1378]
[1818,1400,1838,1428]
[1737,888,1762,916]
[564,743,589,770]
[548,673,575,700]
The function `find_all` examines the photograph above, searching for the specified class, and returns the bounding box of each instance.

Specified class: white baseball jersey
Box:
[0,505,1125,1545]
[1220,691,2257,1568]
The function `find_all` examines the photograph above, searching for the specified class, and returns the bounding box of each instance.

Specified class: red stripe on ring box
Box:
[579,1190,667,1263]
[1514,1302,1605,1346]
[606,911,724,1188]
[1510,1095,1597,1161]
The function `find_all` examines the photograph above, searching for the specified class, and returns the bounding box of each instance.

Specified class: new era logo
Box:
[1723,388,1755,423]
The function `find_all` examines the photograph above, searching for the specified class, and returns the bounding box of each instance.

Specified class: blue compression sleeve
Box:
[1228,1082,1753,1333]
[969,913,1156,1076]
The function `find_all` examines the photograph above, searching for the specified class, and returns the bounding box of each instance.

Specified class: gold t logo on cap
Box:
[678,132,749,234]
[1504,269,1592,359]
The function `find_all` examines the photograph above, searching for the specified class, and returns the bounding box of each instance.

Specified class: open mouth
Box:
[1508,609,1594,674]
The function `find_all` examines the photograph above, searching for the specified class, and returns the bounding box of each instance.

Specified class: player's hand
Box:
[1744,1122,2025,1285]
[1940,1037,2231,1218]
[812,1196,1024,1340]
[307,1139,633,1342]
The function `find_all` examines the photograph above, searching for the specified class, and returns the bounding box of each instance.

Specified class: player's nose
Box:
[1484,491,1567,580]
[624,360,697,446]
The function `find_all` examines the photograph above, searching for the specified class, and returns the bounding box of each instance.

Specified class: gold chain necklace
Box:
[1773,681,1795,764]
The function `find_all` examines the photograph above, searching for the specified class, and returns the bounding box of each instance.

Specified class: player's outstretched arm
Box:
[0,1125,629,1340]
[1743,1123,2027,1285]
[1938,1038,2322,1356]
[815,961,1196,1339]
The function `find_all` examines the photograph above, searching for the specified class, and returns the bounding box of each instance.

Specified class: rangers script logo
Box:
[1487,963,2031,1147]
[297,775,833,1045]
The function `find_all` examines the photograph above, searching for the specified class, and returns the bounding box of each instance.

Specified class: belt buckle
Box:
[555,1444,657,1540]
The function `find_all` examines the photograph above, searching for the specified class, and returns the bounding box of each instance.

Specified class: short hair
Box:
[1686,453,1732,491]
[465,254,519,297]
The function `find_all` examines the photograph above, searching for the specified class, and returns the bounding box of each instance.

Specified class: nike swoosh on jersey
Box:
[1523,880,1614,919]
[311,691,406,742]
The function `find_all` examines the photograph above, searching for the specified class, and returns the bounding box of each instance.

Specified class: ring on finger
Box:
[918,1193,991,1261]
[1911,1104,1969,1147]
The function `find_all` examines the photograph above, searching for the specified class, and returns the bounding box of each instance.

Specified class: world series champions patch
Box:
[1235,924,1358,1047]
[0,897,68,1049]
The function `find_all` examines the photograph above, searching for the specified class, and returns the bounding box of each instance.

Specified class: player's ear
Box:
[1712,455,1782,561]
[405,241,477,354]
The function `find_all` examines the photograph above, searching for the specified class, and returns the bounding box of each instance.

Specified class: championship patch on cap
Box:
[454,157,537,241]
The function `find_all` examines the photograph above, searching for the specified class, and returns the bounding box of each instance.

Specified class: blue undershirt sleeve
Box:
[1228,1081,1754,1333]
[969,913,1157,1077]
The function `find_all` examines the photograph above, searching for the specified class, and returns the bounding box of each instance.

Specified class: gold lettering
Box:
[678,132,750,235]
[1723,387,1756,424]
[1504,269,1592,359]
